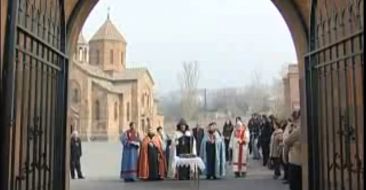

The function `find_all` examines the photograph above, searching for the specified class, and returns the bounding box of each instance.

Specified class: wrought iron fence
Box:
[306,1,364,190]
[2,0,68,189]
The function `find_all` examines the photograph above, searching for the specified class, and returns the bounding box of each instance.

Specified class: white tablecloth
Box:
[175,156,205,171]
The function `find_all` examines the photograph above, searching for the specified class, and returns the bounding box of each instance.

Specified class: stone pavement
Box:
[70,142,288,190]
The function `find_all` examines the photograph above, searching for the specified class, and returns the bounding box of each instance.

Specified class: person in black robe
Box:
[147,133,160,180]
[70,130,84,179]
[175,119,196,180]
[222,120,233,162]
[166,138,172,167]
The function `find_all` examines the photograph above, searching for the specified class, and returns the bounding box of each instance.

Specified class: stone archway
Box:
[64,1,310,189]
[0,1,309,190]
[2,0,362,190]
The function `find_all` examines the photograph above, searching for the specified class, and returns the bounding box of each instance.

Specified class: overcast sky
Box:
[82,0,297,94]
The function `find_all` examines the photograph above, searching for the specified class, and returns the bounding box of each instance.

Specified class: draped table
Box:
[175,156,205,190]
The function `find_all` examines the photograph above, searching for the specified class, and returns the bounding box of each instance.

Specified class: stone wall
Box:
[283,64,300,113]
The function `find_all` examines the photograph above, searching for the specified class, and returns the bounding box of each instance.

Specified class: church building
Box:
[68,15,164,141]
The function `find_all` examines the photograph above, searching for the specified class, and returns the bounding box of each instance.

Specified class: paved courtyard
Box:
[70,142,288,190]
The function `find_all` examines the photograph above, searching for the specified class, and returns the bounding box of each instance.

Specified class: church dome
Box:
[90,16,126,43]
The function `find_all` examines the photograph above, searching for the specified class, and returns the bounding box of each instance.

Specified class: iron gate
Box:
[2,0,68,190]
[306,0,364,190]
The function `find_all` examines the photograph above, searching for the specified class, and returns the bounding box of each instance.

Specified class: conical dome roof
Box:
[77,33,87,45]
[90,16,126,43]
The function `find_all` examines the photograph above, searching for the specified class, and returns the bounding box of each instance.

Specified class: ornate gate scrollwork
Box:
[2,0,68,189]
[306,0,364,190]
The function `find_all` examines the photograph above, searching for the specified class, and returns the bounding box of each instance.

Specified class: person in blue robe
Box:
[200,122,226,180]
[120,122,141,182]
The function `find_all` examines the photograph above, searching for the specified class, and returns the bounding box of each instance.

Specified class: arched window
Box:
[110,49,114,64]
[72,88,80,103]
[79,47,83,61]
[114,102,118,120]
[83,48,87,61]
[147,94,150,108]
[127,102,130,121]
[141,119,145,133]
[141,95,145,107]
[95,100,100,120]
[121,52,124,65]
[96,50,100,65]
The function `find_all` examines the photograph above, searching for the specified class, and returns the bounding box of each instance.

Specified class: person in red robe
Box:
[137,126,167,181]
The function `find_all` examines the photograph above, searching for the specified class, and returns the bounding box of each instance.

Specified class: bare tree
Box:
[211,88,248,116]
[178,61,200,120]
[243,69,271,114]
[159,91,182,121]
[269,70,291,119]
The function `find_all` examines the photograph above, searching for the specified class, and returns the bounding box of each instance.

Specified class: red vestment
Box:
[137,135,167,179]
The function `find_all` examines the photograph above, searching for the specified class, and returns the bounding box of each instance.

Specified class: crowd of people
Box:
[119,117,250,182]
[69,110,302,190]
[247,110,302,190]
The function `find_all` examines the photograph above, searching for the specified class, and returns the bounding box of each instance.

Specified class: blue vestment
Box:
[200,132,226,178]
[120,130,140,180]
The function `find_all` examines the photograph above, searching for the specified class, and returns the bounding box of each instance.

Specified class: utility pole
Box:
[204,88,207,123]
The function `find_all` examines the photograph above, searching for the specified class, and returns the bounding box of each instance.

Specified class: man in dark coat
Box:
[192,123,204,156]
[70,130,84,179]
[222,120,234,162]
[249,114,261,160]
[259,115,273,167]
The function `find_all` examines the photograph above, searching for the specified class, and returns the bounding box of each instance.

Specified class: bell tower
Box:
[89,12,127,72]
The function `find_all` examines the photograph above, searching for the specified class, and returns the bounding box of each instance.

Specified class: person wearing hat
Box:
[70,130,84,179]
[167,118,197,180]
[137,125,167,181]
[120,122,141,182]
[229,117,250,177]
[200,122,226,180]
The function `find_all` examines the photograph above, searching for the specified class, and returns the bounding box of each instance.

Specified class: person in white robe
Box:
[229,117,250,178]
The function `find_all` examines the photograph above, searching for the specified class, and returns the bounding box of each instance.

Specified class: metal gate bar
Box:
[3,0,67,190]
[306,1,364,190]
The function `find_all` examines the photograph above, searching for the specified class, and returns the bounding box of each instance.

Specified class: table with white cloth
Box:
[175,156,205,190]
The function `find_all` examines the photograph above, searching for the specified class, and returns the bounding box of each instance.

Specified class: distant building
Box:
[282,64,300,114]
[68,15,164,141]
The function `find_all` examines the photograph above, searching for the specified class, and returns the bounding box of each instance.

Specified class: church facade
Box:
[68,16,164,141]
